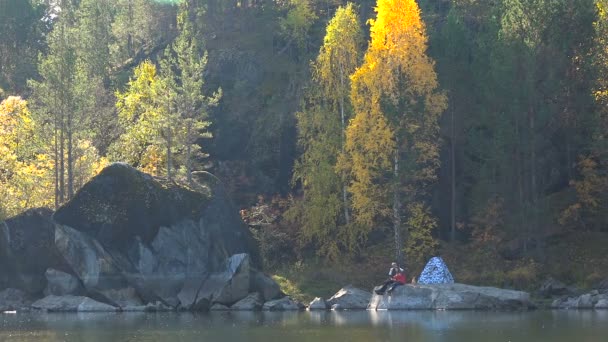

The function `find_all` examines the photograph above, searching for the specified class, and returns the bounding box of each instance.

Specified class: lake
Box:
[1,310,607,341]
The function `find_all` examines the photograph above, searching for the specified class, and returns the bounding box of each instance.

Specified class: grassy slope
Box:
[270,232,608,302]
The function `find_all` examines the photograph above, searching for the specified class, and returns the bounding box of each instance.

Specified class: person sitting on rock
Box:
[375,263,407,295]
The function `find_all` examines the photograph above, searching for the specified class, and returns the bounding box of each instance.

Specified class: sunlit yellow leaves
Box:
[560,156,608,230]
[314,3,362,105]
[342,0,446,229]
[0,97,52,218]
[110,61,166,174]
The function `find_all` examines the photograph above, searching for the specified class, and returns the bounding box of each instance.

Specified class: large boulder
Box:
[54,224,133,306]
[262,296,305,311]
[49,164,261,309]
[250,270,283,301]
[53,164,259,268]
[194,253,251,309]
[44,268,84,296]
[538,277,572,298]
[368,284,532,310]
[327,285,371,310]
[231,292,263,311]
[31,295,117,312]
[0,208,69,294]
[308,297,328,310]
[0,288,32,311]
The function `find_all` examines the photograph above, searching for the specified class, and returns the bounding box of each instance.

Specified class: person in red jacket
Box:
[375,263,407,295]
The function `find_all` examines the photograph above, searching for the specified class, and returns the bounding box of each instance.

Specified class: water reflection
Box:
[2,310,608,342]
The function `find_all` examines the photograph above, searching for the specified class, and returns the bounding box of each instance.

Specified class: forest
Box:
[1,0,608,296]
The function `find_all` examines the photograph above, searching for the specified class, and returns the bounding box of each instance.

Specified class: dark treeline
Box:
[1,0,608,283]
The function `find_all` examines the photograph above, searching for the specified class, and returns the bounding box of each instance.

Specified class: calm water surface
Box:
[1,310,607,342]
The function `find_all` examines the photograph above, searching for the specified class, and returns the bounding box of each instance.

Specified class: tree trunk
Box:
[529,106,542,256]
[167,127,172,181]
[54,125,59,210]
[67,115,74,200]
[186,121,193,186]
[339,62,350,225]
[515,114,527,252]
[393,151,403,266]
[59,114,65,205]
[450,105,456,242]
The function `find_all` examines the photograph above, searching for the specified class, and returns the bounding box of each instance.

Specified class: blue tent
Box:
[418,257,454,284]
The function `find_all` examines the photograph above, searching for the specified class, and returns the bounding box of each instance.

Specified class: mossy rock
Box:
[53,163,259,268]
[0,208,70,294]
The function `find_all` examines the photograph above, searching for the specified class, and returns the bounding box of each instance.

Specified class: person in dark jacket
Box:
[375,262,406,295]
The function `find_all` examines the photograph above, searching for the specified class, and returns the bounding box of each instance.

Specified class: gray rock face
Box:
[251,270,282,301]
[44,268,83,296]
[195,254,251,309]
[595,299,608,309]
[327,286,371,310]
[552,292,608,309]
[308,297,328,310]
[98,288,143,308]
[539,277,571,298]
[262,296,305,311]
[231,292,263,311]
[31,295,117,312]
[0,208,68,294]
[0,288,31,311]
[210,303,230,311]
[54,225,126,292]
[368,284,531,310]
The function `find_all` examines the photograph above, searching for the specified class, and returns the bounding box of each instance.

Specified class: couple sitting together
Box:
[374,262,407,295]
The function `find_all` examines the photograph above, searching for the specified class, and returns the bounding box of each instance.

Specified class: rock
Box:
[418,257,455,285]
[143,301,173,312]
[595,278,608,291]
[54,224,130,302]
[53,164,259,268]
[1,164,266,312]
[0,208,68,294]
[551,296,578,309]
[595,299,608,309]
[327,285,371,310]
[51,164,259,309]
[195,254,251,308]
[250,270,282,301]
[31,295,117,312]
[262,297,305,311]
[552,292,608,309]
[210,303,230,311]
[369,285,434,310]
[98,288,143,308]
[538,277,570,298]
[308,297,328,310]
[231,292,263,311]
[44,268,83,296]
[0,288,32,311]
[368,284,531,310]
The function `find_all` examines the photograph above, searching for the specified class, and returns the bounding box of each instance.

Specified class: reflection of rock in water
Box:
[332,311,373,326]
[368,310,532,332]
[308,310,330,324]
